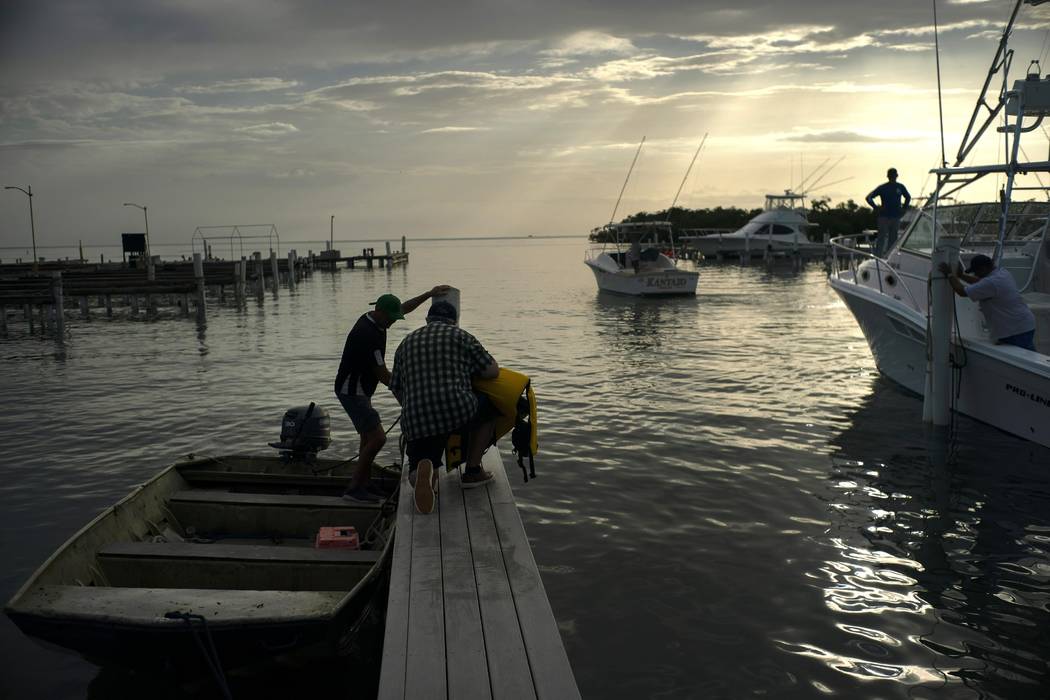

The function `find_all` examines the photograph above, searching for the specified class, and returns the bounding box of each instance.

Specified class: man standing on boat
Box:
[939,255,1037,351]
[335,286,450,503]
[390,301,500,514]
[865,168,911,257]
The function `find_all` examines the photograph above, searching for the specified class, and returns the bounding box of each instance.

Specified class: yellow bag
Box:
[444,368,538,471]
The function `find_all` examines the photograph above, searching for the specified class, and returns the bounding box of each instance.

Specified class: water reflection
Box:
[195,318,208,357]
[590,292,699,360]
[784,379,1050,696]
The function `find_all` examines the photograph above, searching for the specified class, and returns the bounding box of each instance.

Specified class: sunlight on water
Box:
[2,239,1049,698]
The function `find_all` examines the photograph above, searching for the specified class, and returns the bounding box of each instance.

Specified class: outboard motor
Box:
[269,403,332,462]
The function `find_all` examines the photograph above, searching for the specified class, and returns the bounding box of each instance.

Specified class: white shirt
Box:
[963,267,1036,340]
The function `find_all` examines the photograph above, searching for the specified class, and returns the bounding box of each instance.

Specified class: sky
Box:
[3,0,1050,254]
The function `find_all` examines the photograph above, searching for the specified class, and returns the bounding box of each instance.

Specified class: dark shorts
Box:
[999,329,1036,351]
[337,393,381,434]
[406,393,498,471]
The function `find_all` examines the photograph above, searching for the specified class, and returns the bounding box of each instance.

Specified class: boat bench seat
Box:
[167,490,381,509]
[10,585,344,624]
[98,541,383,564]
[166,489,384,539]
[96,541,383,591]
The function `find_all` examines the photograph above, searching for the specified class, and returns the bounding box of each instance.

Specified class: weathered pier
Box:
[0,249,313,336]
[313,237,409,271]
[379,448,580,700]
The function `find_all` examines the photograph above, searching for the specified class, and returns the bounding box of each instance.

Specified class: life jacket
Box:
[444,368,538,481]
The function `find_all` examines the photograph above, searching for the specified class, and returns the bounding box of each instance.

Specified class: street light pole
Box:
[123,202,150,258]
[4,184,37,271]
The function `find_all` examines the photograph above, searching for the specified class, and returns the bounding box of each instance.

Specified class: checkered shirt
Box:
[390,319,495,441]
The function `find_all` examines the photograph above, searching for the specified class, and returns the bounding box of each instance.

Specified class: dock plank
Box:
[377,470,414,699]
[491,500,581,700]
[378,446,578,700]
[404,472,448,700]
[439,465,492,699]
[465,454,536,700]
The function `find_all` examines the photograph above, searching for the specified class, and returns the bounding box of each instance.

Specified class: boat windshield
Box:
[764,194,805,211]
[900,212,936,255]
[899,201,1050,256]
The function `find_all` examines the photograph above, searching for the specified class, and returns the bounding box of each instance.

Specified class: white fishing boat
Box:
[584,221,699,296]
[828,0,1050,448]
[682,191,827,259]
[584,136,702,296]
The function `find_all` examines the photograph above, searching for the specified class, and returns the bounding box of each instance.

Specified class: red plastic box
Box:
[315,526,360,549]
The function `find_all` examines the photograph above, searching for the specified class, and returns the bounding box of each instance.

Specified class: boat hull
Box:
[690,236,826,258]
[7,574,384,674]
[831,278,1050,447]
[585,262,698,296]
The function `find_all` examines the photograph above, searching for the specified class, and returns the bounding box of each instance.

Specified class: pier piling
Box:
[924,237,960,426]
[193,253,207,323]
[253,252,264,301]
[51,272,64,338]
[269,250,279,295]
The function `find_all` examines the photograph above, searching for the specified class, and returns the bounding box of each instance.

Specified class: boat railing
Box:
[829,234,927,315]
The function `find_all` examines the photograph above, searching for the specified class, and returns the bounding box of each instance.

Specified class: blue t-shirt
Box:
[866,181,911,218]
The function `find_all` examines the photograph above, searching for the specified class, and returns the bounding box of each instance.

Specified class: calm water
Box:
[1,239,1048,699]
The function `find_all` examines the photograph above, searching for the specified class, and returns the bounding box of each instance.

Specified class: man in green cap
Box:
[335,285,449,502]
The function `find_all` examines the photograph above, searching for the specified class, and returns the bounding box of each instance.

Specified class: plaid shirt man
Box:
[390,318,495,441]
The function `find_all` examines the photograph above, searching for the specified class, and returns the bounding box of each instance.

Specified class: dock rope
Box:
[948,287,968,443]
[163,611,233,700]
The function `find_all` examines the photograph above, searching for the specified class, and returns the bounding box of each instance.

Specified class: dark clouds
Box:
[0,0,1024,85]
[1,0,1048,244]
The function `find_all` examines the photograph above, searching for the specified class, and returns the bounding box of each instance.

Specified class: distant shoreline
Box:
[0,234,582,253]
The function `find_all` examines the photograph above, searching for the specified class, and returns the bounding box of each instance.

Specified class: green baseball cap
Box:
[371,293,404,320]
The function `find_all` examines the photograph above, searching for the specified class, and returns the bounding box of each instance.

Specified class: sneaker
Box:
[460,468,494,489]
[414,459,435,514]
[342,487,380,504]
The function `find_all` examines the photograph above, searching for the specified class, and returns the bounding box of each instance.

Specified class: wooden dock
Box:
[0,250,314,336]
[313,238,410,271]
[379,447,579,700]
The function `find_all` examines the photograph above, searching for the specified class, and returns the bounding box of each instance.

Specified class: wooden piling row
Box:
[0,249,313,336]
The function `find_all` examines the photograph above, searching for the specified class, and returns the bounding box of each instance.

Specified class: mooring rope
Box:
[163,610,233,700]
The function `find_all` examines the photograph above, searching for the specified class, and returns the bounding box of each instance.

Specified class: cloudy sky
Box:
[2,0,1049,254]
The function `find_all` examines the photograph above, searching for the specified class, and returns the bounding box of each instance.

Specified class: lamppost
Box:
[123,202,150,258]
[4,184,37,271]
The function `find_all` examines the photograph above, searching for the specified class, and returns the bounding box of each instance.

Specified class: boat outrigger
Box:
[828,0,1050,447]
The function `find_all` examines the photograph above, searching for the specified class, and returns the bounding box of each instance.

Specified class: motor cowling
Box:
[269,403,332,457]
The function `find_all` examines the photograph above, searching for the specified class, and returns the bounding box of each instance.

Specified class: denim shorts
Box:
[336,393,381,434]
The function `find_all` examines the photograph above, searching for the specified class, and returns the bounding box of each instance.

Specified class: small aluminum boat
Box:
[4,453,399,675]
